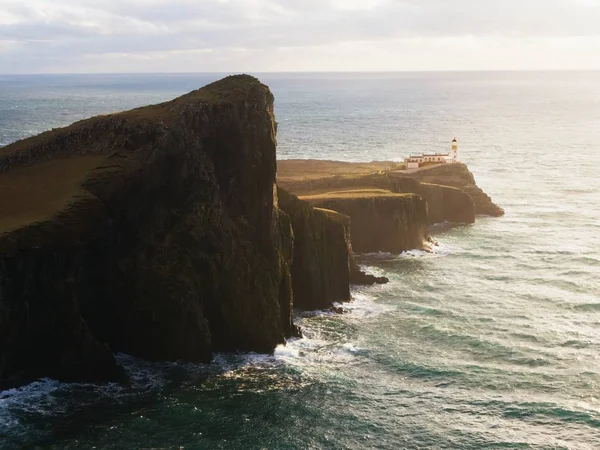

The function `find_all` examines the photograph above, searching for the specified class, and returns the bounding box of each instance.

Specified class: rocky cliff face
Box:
[277,171,475,225]
[277,159,504,224]
[401,163,504,217]
[301,191,429,254]
[278,189,351,310]
[277,188,387,311]
[381,175,475,225]
[0,75,295,384]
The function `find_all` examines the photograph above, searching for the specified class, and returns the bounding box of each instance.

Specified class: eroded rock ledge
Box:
[401,163,505,218]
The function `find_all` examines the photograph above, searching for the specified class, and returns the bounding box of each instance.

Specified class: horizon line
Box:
[2,69,600,76]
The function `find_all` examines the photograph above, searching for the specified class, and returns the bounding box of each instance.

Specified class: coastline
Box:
[2,71,598,450]
[0,77,503,390]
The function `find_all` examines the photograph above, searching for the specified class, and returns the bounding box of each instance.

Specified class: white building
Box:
[405,138,459,169]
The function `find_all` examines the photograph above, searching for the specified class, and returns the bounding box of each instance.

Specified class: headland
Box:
[0,75,502,387]
[278,159,504,230]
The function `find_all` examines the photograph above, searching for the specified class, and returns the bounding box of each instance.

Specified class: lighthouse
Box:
[403,138,460,169]
[450,138,459,163]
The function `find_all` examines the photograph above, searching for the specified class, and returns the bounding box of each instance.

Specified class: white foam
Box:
[0,378,65,417]
[0,357,172,431]
[274,345,301,359]
[116,353,170,388]
[211,352,276,374]
[400,242,453,258]
[342,343,359,353]
[432,241,454,255]
[351,291,377,303]
[401,249,432,258]
[340,291,394,320]
[356,241,453,262]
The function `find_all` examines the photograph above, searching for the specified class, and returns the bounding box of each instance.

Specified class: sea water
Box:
[0,72,599,449]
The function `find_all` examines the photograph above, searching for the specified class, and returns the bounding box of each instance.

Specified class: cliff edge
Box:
[396,163,505,217]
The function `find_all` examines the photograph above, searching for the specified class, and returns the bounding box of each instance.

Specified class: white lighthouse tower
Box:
[450,138,459,163]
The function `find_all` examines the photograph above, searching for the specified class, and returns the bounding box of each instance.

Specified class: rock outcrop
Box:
[0,78,503,386]
[300,190,430,254]
[0,75,295,384]
[400,163,504,217]
[278,168,475,226]
[277,159,503,225]
[277,189,352,311]
[349,256,389,286]
[414,182,475,224]
[278,188,388,310]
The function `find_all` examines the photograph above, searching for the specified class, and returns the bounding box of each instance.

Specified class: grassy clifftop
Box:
[300,189,414,201]
[0,156,105,235]
[0,75,271,162]
[0,75,275,249]
[278,159,502,222]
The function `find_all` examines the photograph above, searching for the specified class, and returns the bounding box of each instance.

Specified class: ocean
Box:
[1,72,599,449]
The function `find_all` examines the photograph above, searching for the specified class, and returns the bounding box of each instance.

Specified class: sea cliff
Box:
[278,189,351,311]
[300,190,429,254]
[277,188,388,311]
[277,160,503,226]
[402,163,505,217]
[0,76,298,384]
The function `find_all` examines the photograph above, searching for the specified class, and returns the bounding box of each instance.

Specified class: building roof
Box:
[406,149,454,161]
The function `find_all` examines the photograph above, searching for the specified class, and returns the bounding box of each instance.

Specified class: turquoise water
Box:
[1,72,599,449]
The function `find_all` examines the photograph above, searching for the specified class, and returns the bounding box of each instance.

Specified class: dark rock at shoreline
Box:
[278,188,391,310]
[350,263,390,285]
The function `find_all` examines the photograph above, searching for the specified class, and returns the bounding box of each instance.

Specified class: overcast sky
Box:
[1,0,599,73]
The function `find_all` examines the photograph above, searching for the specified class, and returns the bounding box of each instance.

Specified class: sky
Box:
[0,0,599,73]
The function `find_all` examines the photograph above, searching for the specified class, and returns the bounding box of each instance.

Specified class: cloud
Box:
[0,0,599,72]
